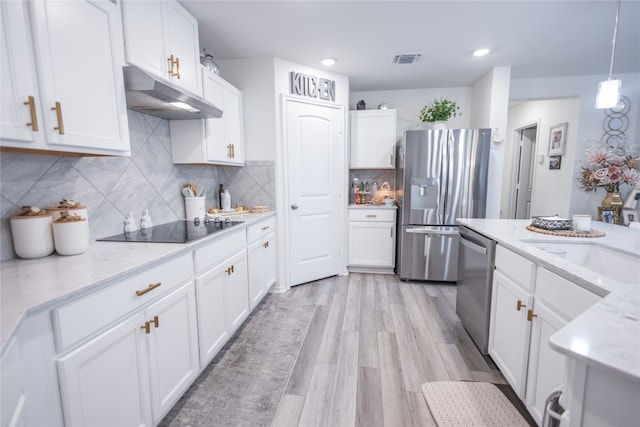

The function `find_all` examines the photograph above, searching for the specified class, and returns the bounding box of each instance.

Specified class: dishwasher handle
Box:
[460,233,487,255]
[405,227,458,236]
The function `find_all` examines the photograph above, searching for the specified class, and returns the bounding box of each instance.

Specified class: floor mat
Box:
[421,381,530,427]
[159,295,317,426]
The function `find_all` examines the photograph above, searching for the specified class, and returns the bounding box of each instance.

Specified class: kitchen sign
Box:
[290,72,336,102]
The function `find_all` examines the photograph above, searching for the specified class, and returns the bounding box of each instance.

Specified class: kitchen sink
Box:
[519,240,640,285]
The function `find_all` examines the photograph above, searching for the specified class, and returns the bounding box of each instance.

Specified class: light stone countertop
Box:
[457,218,640,383]
[0,212,276,352]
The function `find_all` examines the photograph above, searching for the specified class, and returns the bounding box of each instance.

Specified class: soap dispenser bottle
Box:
[221,189,231,211]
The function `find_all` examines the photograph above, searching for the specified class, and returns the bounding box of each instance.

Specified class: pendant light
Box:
[595,0,622,109]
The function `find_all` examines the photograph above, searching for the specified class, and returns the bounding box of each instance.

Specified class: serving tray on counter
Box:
[526,225,605,238]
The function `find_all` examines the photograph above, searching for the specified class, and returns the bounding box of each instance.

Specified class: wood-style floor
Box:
[271,272,508,427]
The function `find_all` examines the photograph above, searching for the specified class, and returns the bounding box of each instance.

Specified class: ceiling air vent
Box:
[393,54,422,64]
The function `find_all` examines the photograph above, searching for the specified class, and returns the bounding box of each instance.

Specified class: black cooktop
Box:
[97,219,242,244]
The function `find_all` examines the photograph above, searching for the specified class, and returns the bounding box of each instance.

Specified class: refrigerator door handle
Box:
[460,234,487,255]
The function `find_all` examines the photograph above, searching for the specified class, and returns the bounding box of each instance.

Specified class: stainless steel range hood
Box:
[123,66,222,120]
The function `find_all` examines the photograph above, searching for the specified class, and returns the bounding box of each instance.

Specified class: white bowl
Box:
[384,198,396,206]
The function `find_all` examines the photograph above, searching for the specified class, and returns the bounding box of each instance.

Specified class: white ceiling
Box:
[181,0,640,92]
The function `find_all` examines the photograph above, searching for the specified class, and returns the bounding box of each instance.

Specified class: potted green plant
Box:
[419,98,461,129]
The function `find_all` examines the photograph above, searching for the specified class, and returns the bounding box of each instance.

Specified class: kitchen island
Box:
[457,218,640,426]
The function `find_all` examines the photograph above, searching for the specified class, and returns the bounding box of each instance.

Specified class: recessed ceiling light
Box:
[473,48,490,57]
[321,58,336,66]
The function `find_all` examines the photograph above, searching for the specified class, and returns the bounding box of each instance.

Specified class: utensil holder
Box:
[185,196,205,221]
[10,214,55,259]
[52,219,89,256]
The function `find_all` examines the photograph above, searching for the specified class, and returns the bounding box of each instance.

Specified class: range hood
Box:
[123,66,223,120]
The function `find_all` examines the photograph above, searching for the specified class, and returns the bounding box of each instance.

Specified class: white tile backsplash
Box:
[1,109,275,261]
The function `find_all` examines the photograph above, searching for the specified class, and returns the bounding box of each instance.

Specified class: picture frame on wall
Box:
[548,122,568,155]
[549,156,561,170]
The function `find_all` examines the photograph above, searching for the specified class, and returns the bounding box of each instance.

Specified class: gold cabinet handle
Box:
[227,144,233,158]
[24,96,38,131]
[225,266,232,275]
[175,56,180,79]
[51,102,64,134]
[527,309,538,322]
[140,321,150,334]
[517,300,526,311]
[135,282,161,296]
[263,241,269,249]
[152,315,159,329]
[261,226,270,231]
[168,54,178,77]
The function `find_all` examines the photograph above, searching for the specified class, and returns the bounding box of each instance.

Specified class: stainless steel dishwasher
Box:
[455,225,496,355]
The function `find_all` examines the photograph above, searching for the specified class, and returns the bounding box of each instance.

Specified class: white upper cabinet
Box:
[121,0,202,97]
[1,0,131,155]
[170,68,245,165]
[350,109,397,169]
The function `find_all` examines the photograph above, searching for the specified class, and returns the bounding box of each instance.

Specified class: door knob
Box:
[291,204,299,210]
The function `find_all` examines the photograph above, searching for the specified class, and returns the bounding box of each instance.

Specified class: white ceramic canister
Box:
[184,196,206,221]
[10,214,55,259]
[52,218,90,256]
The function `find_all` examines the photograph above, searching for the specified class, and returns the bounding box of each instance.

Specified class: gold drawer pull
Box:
[135,282,161,296]
[516,300,526,311]
[152,315,159,328]
[175,56,180,79]
[527,309,538,322]
[225,266,232,275]
[51,101,64,134]
[140,321,150,334]
[24,96,38,131]
[263,241,269,249]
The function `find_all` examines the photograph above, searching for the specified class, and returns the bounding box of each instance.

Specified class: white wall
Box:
[349,87,472,134]
[504,98,581,218]
[510,72,640,219]
[471,67,511,218]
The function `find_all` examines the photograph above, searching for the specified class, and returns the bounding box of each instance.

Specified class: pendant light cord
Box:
[608,0,621,80]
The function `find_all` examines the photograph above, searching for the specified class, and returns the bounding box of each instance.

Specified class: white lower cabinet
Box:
[194,229,250,367]
[1,338,26,427]
[488,269,533,396]
[247,217,277,310]
[57,282,199,426]
[347,207,396,273]
[489,246,600,426]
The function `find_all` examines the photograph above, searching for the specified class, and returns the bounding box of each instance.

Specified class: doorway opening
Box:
[512,124,538,219]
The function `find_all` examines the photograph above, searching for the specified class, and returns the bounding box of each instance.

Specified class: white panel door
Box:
[57,315,152,427]
[145,282,199,422]
[488,270,533,397]
[29,0,130,152]
[0,1,43,146]
[195,261,230,367]
[525,300,567,425]
[285,98,343,286]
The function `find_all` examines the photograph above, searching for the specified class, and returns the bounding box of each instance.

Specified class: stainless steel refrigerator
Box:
[396,128,491,281]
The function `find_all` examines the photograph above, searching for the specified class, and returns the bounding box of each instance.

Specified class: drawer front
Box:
[53,252,193,351]
[535,267,600,320]
[194,229,246,273]
[495,245,536,291]
[348,209,395,222]
[247,216,276,243]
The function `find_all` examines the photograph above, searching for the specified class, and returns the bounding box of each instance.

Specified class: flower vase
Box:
[601,191,623,208]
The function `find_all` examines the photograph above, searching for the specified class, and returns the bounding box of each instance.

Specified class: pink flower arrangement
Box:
[579,144,640,192]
